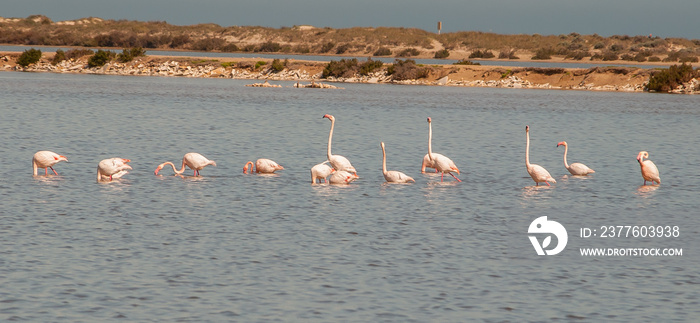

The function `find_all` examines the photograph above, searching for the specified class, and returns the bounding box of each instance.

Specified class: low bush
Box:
[335,43,350,54]
[469,50,495,59]
[65,48,94,60]
[358,58,383,75]
[397,48,420,57]
[270,58,287,72]
[51,49,66,65]
[647,63,698,92]
[254,60,267,70]
[257,41,281,52]
[117,47,146,63]
[320,42,335,53]
[87,49,115,67]
[433,49,449,59]
[322,58,359,78]
[17,48,42,67]
[373,47,392,56]
[531,48,553,60]
[387,59,429,80]
[498,50,519,59]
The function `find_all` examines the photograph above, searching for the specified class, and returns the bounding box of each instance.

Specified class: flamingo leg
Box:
[545,181,551,186]
[50,166,58,175]
[44,168,49,176]
[449,173,461,182]
[109,175,113,181]
[441,173,444,182]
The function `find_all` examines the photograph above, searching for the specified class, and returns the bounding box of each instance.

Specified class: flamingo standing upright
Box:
[32,150,68,176]
[97,158,132,181]
[381,142,414,183]
[557,141,595,175]
[243,158,284,174]
[323,114,357,174]
[427,117,461,182]
[637,151,660,185]
[310,161,335,184]
[329,170,359,185]
[525,126,556,186]
[154,152,216,176]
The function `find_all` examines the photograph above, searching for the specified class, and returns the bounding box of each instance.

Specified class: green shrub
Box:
[322,58,359,78]
[433,49,450,59]
[87,49,115,67]
[254,60,267,70]
[374,47,392,56]
[358,58,383,75]
[469,50,495,59]
[51,49,66,65]
[192,37,225,51]
[117,47,146,63]
[17,48,42,67]
[647,63,698,92]
[65,48,94,60]
[387,59,429,80]
[270,58,286,72]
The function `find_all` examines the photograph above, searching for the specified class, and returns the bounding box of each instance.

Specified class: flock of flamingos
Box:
[31,114,662,186]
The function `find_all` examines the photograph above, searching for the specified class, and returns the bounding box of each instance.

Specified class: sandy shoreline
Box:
[1,50,697,93]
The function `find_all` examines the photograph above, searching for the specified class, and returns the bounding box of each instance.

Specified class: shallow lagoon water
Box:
[0,72,698,321]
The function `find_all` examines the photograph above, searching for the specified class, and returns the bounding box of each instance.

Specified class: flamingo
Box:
[243,158,284,174]
[97,158,132,181]
[557,141,595,175]
[637,151,660,185]
[329,170,359,185]
[32,150,68,176]
[421,153,444,173]
[310,161,335,184]
[154,152,216,176]
[427,117,461,182]
[381,142,414,183]
[525,125,556,186]
[323,114,357,174]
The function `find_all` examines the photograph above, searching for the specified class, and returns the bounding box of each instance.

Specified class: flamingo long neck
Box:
[163,161,186,175]
[562,144,570,168]
[327,118,335,161]
[525,130,531,167]
[244,161,255,173]
[32,160,38,176]
[381,143,388,175]
[428,122,434,161]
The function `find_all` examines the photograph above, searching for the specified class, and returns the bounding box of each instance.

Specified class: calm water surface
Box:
[0,72,698,322]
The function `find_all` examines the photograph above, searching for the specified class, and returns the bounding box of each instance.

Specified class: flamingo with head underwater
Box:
[310,161,335,184]
[243,158,284,174]
[525,125,556,186]
[32,150,68,176]
[97,157,132,181]
[154,152,216,176]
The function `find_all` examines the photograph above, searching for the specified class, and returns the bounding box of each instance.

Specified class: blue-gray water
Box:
[0,71,698,322]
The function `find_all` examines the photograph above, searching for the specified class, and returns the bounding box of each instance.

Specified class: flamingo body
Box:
[525,126,556,186]
[323,114,357,174]
[310,161,335,184]
[97,158,132,181]
[637,151,660,185]
[381,142,414,183]
[557,141,595,175]
[421,153,444,173]
[155,152,216,176]
[427,117,461,182]
[33,150,68,176]
[329,170,359,185]
[244,158,284,174]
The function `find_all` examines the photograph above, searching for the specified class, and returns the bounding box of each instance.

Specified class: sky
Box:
[4,0,700,39]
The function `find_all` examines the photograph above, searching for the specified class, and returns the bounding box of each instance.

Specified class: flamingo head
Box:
[55,155,68,162]
[243,161,253,173]
[452,166,460,175]
[637,151,649,162]
[427,117,432,123]
[323,114,334,121]
[154,165,163,175]
[525,125,530,132]
[557,141,567,148]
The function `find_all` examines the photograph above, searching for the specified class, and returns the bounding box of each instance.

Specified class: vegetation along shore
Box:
[2,15,700,93]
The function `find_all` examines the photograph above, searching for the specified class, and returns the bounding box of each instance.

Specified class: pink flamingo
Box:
[243,158,284,174]
[525,126,556,186]
[427,117,461,182]
[97,158,132,181]
[154,152,216,176]
[421,153,444,173]
[310,161,335,184]
[381,142,414,183]
[32,150,68,176]
[637,151,660,185]
[329,170,359,185]
[323,114,357,174]
[557,141,595,175]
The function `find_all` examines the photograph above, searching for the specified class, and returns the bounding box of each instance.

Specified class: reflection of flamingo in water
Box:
[310,161,335,184]
[637,151,660,185]
[97,158,132,181]
[154,152,216,176]
[33,150,68,176]
[323,114,357,174]
[557,141,595,175]
[381,142,414,183]
[427,117,460,182]
[525,125,555,186]
[243,158,284,174]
